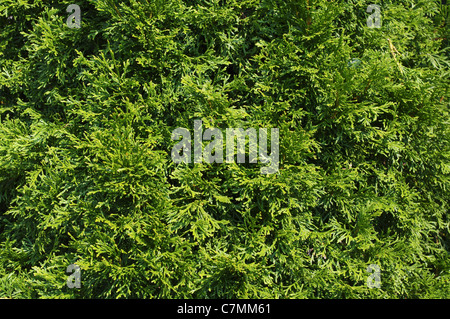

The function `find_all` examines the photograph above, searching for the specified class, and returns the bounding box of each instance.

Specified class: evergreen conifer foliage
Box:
[0,0,449,298]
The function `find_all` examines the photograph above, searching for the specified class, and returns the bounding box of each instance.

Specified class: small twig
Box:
[108,0,122,18]
[359,79,372,102]
[306,0,312,29]
[388,38,404,75]
[114,4,122,18]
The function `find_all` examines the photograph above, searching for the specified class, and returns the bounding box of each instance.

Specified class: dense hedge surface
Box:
[0,0,449,298]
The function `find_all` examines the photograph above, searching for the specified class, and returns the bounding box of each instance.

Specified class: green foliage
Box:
[0,0,449,298]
